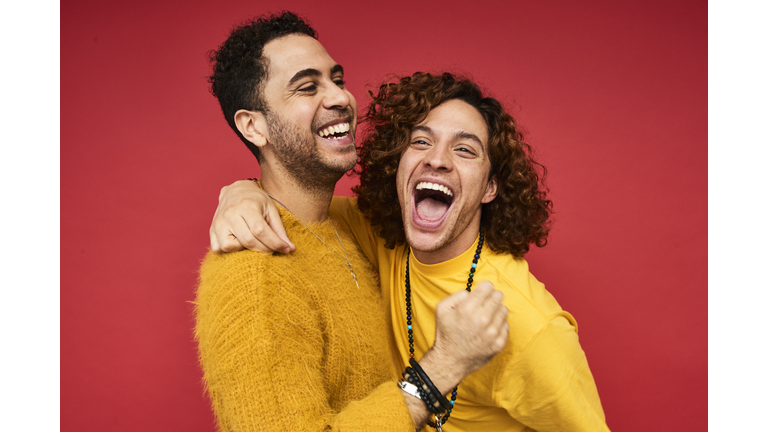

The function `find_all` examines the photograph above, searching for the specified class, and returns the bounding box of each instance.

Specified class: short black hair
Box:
[208,11,317,161]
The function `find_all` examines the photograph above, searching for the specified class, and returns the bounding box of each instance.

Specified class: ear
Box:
[234,109,269,148]
[481,175,498,204]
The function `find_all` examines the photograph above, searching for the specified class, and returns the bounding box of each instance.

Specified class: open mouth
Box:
[317,122,351,140]
[413,181,454,224]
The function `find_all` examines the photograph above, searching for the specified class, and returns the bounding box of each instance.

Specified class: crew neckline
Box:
[409,233,482,279]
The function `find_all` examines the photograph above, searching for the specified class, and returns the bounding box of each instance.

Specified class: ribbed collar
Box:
[410,233,482,279]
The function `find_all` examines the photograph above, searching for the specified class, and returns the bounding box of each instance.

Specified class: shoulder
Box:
[196,250,313,312]
[483,251,576,330]
[199,249,268,276]
[329,196,372,235]
[198,249,273,292]
[329,195,358,215]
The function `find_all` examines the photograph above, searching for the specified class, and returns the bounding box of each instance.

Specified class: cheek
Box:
[395,171,406,200]
[396,156,411,187]
[395,157,411,202]
[292,105,318,128]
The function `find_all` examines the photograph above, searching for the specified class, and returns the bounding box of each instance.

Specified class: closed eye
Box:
[298,84,317,93]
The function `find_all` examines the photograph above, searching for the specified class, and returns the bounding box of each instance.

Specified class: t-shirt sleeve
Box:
[194,251,413,431]
[329,196,381,271]
[495,315,610,432]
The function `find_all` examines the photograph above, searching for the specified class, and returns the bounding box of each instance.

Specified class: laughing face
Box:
[396,99,498,264]
[260,34,358,186]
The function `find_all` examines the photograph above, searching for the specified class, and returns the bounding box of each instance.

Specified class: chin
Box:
[404,225,450,254]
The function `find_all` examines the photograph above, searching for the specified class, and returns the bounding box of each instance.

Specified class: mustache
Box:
[313,108,356,130]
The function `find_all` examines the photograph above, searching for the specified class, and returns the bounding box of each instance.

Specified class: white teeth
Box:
[318,122,350,138]
[415,182,453,197]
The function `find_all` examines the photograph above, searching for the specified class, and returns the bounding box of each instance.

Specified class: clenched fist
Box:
[431,281,509,379]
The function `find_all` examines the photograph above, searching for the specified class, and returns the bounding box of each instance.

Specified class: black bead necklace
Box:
[404,228,485,429]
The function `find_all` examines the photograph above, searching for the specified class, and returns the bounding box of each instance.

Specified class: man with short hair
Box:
[195,12,510,432]
[212,71,610,430]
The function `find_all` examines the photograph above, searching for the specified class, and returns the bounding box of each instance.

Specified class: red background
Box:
[61,0,707,430]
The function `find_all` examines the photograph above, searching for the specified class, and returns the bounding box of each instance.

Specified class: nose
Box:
[423,143,453,172]
[323,82,352,110]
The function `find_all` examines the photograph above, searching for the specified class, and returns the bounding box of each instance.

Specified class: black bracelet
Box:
[404,367,443,414]
[409,358,451,413]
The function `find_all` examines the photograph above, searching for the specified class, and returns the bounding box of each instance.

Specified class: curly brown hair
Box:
[353,72,552,258]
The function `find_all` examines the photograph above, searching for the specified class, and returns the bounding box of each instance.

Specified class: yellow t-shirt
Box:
[330,197,609,432]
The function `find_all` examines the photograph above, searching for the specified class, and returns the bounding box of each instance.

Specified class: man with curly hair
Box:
[213,71,610,431]
[195,11,512,432]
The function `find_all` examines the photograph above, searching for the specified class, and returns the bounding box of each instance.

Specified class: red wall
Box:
[61,0,707,430]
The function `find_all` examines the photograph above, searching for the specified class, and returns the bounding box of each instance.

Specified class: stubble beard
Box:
[266,110,357,195]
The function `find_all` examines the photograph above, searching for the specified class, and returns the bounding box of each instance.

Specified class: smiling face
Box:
[260,34,358,186]
[396,99,498,264]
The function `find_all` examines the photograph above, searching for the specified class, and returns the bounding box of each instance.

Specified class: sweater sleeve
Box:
[194,251,414,432]
[494,316,610,432]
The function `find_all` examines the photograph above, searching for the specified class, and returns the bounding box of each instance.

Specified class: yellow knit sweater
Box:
[194,208,414,431]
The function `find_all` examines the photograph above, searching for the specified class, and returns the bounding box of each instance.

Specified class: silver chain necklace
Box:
[264,192,360,289]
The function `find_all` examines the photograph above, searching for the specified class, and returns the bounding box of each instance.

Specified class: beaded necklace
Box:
[404,228,485,429]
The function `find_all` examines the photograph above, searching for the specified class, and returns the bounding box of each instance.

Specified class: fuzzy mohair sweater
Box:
[194,208,414,431]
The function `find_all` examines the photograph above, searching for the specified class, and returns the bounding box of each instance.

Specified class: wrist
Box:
[418,349,465,396]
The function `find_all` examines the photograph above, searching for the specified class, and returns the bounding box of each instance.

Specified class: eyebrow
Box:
[412,125,434,135]
[287,64,344,86]
[454,131,483,146]
[412,125,484,146]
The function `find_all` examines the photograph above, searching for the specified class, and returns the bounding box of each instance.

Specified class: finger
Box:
[480,289,504,310]
[210,228,223,254]
[494,321,510,351]
[241,213,292,253]
[228,218,262,252]
[220,235,246,253]
[221,234,270,253]
[212,209,242,251]
[466,281,495,308]
[490,305,508,331]
[264,204,295,253]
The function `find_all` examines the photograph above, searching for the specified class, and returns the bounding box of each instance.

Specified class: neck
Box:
[411,214,482,265]
[260,166,336,224]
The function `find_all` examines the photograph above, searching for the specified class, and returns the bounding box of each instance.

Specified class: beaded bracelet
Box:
[409,358,451,412]
[403,367,444,414]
